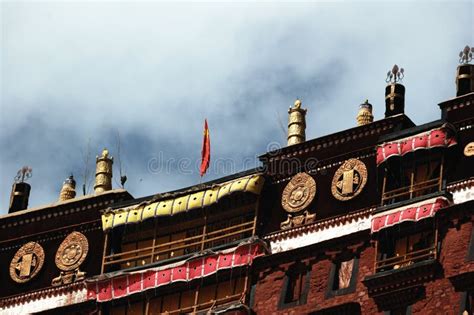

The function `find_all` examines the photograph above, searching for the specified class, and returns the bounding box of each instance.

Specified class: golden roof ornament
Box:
[459,45,474,64]
[94,148,113,194]
[287,98,307,146]
[59,175,76,201]
[385,64,406,117]
[456,45,474,97]
[386,64,404,84]
[356,99,374,126]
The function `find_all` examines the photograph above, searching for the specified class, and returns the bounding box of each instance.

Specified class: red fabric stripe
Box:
[172,265,187,281]
[203,255,218,276]
[88,242,266,303]
[371,198,449,233]
[157,269,171,287]
[128,273,142,293]
[143,270,156,289]
[188,258,203,279]
[218,251,233,268]
[97,280,113,301]
[376,127,456,165]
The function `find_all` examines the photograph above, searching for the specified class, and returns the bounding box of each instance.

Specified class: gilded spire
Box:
[356,99,374,126]
[94,148,113,194]
[59,175,76,201]
[287,99,307,146]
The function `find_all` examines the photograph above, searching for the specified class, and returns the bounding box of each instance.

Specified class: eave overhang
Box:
[101,174,264,231]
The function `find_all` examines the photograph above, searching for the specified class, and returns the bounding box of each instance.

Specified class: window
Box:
[384,305,412,315]
[460,291,473,315]
[382,152,444,205]
[376,223,437,273]
[326,256,359,298]
[468,225,474,261]
[103,210,256,271]
[110,300,146,315]
[147,276,246,314]
[279,262,310,309]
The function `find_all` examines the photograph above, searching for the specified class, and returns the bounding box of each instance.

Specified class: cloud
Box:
[1,1,472,214]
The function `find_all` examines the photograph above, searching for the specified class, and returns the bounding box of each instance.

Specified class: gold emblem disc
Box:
[281,172,316,213]
[464,142,474,157]
[55,231,89,272]
[10,242,45,283]
[331,158,368,201]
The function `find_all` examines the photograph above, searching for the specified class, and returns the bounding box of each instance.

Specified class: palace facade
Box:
[1,46,474,314]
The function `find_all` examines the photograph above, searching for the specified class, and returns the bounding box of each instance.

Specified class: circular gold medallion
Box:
[331,158,368,201]
[464,142,474,157]
[281,172,316,213]
[10,242,45,283]
[55,231,89,271]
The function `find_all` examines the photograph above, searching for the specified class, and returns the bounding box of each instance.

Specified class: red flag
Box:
[200,119,210,177]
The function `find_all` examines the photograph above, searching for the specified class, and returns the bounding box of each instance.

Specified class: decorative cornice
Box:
[0,281,85,307]
[447,178,474,191]
[0,189,131,230]
[0,221,101,252]
[438,92,474,112]
[264,207,373,242]
[261,114,414,164]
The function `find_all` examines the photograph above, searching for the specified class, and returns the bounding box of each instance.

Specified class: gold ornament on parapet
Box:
[10,242,45,283]
[282,172,316,213]
[464,142,474,157]
[52,231,89,286]
[331,158,368,201]
[280,172,316,229]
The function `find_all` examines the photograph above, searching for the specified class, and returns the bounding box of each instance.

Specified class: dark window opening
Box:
[461,291,473,315]
[279,262,309,309]
[468,225,474,261]
[376,223,437,272]
[382,151,443,205]
[385,305,411,315]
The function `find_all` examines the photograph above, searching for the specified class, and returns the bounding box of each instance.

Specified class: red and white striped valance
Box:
[86,239,267,303]
[371,197,450,233]
[376,126,457,165]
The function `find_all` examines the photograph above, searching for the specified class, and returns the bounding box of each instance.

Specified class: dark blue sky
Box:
[1,1,472,214]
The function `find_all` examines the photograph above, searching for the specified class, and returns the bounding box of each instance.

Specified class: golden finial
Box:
[294,99,302,109]
[101,148,109,158]
[356,99,374,126]
[59,175,76,201]
[94,148,113,194]
[287,98,307,146]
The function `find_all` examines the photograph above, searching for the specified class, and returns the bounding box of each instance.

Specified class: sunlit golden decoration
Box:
[280,210,316,230]
[52,231,89,286]
[94,148,113,194]
[464,142,474,157]
[287,99,307,146]
[59,175,76,201]
[282,172,316,213]
[10,242,45,283]
[331,158,368,201]
[356,100,374,126]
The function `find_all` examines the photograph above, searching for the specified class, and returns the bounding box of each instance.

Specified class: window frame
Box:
[467,224,474,261]
[325,256,359,298]
[374,221,439,273]
[278,262,311,310]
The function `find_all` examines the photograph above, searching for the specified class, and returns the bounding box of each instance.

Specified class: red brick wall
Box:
[252,221,473,314]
